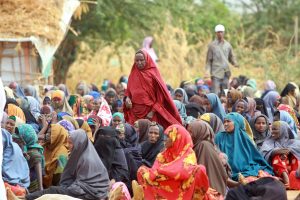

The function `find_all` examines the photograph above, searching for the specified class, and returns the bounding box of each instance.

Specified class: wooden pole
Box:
[295,16,298,61]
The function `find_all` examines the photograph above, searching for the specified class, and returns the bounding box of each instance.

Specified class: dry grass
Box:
[0,0,63,45]
[66,25,300,91]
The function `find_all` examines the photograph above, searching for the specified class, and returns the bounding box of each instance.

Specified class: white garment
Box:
[0,78,7,199]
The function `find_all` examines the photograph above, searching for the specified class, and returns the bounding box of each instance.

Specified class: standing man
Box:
[205,24,238,95]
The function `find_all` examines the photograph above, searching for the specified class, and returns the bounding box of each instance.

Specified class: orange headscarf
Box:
[137,124,209,199]
[7,104,26,122]
[43,124,69,188]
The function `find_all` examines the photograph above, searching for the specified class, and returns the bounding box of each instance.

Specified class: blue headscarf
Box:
[206,93,226,122]
[89,91,101,100]
[2,128,30,188]
[215,113,273,180]
[278,110,298,138]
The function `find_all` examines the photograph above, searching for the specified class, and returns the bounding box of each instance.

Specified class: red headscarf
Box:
[124,49,181,129]
[137,124,209,199]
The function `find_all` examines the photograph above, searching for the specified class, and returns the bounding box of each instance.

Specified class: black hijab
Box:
[141,125,164,167]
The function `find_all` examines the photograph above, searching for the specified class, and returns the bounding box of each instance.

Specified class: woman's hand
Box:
[125,97,132,109]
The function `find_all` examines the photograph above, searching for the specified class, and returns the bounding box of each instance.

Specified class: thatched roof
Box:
[0,0,65,45]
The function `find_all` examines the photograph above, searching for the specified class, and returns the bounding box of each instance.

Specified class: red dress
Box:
[124,49,182,129]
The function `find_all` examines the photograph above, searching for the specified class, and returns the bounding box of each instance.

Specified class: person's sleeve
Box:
[228,45,238,67]
[205,45,213,73]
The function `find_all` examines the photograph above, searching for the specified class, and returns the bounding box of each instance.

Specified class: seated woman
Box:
[2,128,30,196]
[75,118,94,142]
[173,100,188,125]
[141,122,164,167]
[94,127,129,183]
[215,112,273,182]
[250,114,270,150]
[226,89,242,113]
[273,110,298,138]
[89,95,112,127]
[188,120,228,196]
[26,129,110,200]
[42,124,69,188]
[172,88,189,104]
[4,115,16,134]
[137,124,209,199]
[260,121,300,187]
[13,124,44,192]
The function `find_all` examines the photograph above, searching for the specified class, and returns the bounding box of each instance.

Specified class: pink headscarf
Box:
[142,36,158,63]
[111,182,131,200]
[264,80,276,91]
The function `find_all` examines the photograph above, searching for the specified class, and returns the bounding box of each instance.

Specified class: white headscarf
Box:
[0,78,7,199]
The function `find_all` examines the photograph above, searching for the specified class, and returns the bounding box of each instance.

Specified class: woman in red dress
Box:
[124,49,181,129]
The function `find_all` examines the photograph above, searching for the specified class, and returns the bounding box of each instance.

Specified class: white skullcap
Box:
[215,24,225,32]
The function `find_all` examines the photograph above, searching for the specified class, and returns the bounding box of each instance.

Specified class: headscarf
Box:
[61,115,79,129]
[137,119,151,143]
[277,104,300,127]
[43,124,69,188]
[51,90,74,116]
[254,98,268,116]
[280,83,297,108]
[137,124,209,199]
[76,82,90,96]
[77,119,94,142]
[276,110,298,138]
[206,93,226,122]
[124,49,181,129]
[189,121,227,195]
[246,97,260,118]
[264,80,276,91]
[2,128,30,188]
[215,112,273,180]
[24,85,40,102]
[94,127,128,182]
[250,114,270,150]
[112,112,125,122]
[14,83,26,98]
[185,103,205,119]
[260,121,300,163]
[141,125,164,167]
[173,100,187,125]
[189,95,205,106]
[58,119,75,132]
[172,88,189,104]
[15,124,44,169]
[60,129,109,199]
[263,91,280,122]
[200,113,225,134]
[26,96,41,120]
[119,123,139,148]
[7,103,26,123]
[90,97,112,127]
[232,99,251,122]
[246,79,257,91]
[89,91,101,100]
[227,89,242,112]
[4,86,14,99]
[58,84,70,98]
[242,86,255,98]
[280,83,296,98]
[142,36,158,63]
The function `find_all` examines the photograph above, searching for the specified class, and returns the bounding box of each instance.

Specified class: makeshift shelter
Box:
[0,0,80,85]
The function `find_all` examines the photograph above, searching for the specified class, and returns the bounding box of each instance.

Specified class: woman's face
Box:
[235,102,245,114]
[135,52,146,70]
[203,98,212,112]
[52,97,63,109]
[227,93,233,105]
[76,88,84,96]
[254,117,267,133]
[273,96,280,107]
[148,125,160,144]
[105,95,116,105]
[164,135,173,148]
[174,92,184,102]
[91,100,101,112]
[5,119,16,134]
[271,123,280,140]
[224,119,235,133]
[112,116,122,128]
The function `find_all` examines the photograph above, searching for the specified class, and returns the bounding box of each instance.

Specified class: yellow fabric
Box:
[51,90,74,116]
[244,118,254,142]
[7,104,25,123]
[80,121,94,142]
[43,124,69,188]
